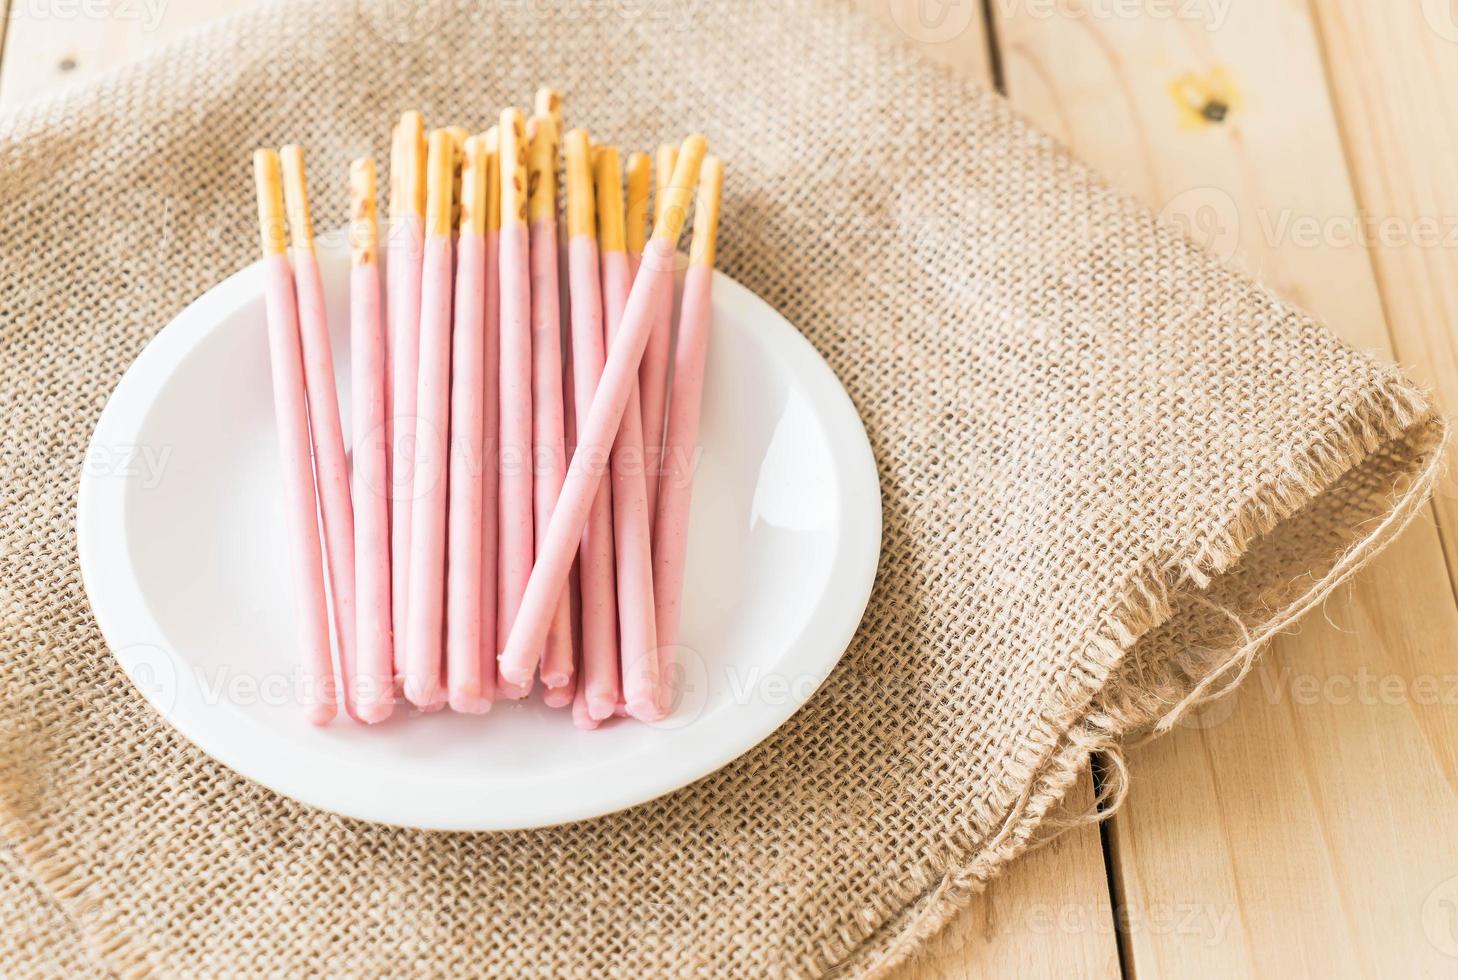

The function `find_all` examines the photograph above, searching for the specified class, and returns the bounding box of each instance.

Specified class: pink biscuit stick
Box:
[653,157,724,714]
[527,110,573,712]
[479,127,503,704]
[542,130,619,719]
[382,121,406,539]
[402,130,456,708]
[528,117,577,691]
[635,146,674,531]
[280,146,360,721]
[498,134,706,698]
[496,109,536,699]
[445,136,492,714]
[595,146,661,721]
[544,322,581,710]
[545,244,583,712]
[571,671,601,731]
[388,112,427,681]
[252,151,336,725]
[346,158,395,723]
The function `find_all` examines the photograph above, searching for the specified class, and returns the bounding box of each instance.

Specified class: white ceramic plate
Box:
[77,237,880,831]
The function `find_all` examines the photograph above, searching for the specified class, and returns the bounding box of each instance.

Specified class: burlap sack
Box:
[0,0,1445,975]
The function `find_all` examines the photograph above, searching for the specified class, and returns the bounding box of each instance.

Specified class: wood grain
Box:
[988,0,1458,975]
[1311,0,1458,601]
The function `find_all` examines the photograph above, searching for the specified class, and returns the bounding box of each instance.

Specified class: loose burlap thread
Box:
[0,0,1447,975]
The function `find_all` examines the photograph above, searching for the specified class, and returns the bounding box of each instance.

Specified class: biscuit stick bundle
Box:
[251,88,723,726]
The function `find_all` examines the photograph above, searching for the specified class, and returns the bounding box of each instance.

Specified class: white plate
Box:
[77,238,880,831]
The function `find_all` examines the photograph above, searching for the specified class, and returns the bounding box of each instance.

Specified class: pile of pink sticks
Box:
[250,89,724,728]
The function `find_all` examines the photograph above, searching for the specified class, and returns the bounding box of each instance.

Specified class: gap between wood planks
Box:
[0,0,14,92]
[979,0,1008,94]
[1092,755,1135,980]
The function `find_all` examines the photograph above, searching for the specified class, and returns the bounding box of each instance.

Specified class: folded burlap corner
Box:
[0,0,1446,975]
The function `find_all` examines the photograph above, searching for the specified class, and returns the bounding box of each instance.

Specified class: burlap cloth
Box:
[0,0,1447,975]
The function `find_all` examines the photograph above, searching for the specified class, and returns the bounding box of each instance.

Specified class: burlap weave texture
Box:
[0,0,1445,975]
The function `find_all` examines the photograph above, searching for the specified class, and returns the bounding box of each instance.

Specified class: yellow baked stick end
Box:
[564,128,596,240]
[279,144,316,252]
[593,144,625,253]
[350,156,379,266]
[252,149,289,257]
[688,156,723,267]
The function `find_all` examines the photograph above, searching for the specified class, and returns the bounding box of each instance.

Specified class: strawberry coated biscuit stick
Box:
[479,126,503,702]
[528,115,577,696]
[498,134,706,707]
[637,144,676,529]
[552,333,583,713]
[557,128,620,721]
[347,157,395,723]
[402,129,456,708]
[594,146,661,721]
[445,134,492,714]
[280,145,360,721]
[653,156,723,714]
[496,108,536,699]
[383,123,401,502]
[425,126,468,714]
[388,111,426,680]
[252,150,336,725]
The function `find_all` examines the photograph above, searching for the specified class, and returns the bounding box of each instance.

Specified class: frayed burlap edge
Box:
[838,377,1447,978]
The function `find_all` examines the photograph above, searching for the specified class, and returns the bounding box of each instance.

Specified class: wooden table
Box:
[4,1,1456,975]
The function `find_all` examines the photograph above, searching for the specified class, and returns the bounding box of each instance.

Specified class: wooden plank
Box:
[989,0,1458,975]
[855,0,994,87]
[1311,0,1458,602]
[0,0,251,107]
